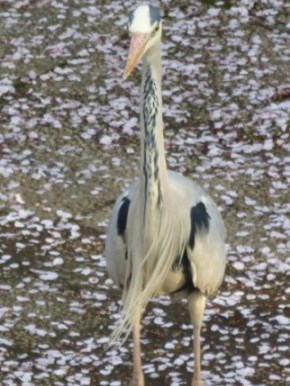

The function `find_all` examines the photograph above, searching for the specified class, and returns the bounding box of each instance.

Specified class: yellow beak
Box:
[124,33,147,80]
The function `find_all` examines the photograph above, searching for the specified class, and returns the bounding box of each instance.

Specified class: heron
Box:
[105,4,226,386]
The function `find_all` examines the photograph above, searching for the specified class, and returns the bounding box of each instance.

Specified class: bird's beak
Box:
[124,33,147,80]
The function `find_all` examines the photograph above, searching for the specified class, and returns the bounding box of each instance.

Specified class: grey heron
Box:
[105,4,226,386]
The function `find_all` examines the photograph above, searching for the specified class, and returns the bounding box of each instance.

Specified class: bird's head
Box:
[124,4,162,79]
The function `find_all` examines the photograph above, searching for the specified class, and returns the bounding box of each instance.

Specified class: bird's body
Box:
[106,171,225,297]
[105,5,226,386]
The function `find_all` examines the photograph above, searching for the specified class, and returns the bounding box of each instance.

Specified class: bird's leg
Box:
[188,291,206,386]
[131,312,144,386]
[192,324,202,386]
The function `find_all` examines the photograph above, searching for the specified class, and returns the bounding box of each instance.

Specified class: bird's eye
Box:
[153,24,159,34]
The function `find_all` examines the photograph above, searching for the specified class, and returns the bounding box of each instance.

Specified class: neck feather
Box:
[140,40,168,213]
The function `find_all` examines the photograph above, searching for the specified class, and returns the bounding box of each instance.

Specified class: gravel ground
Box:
[0,0,289,385]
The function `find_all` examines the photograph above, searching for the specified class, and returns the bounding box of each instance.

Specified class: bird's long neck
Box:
[140,40,168,215]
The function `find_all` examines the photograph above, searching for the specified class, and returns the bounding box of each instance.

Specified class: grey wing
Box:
[105,180,137,288]
[187,194,226,295]
[168,171,226,296]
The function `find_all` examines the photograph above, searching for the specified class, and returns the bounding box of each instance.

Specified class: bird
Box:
[105,4,226,386]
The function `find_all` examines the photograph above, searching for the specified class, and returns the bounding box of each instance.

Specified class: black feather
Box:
[149,5,161,25]
[117,197,130,238]
[171,249,196,295]
[189,202,210,249]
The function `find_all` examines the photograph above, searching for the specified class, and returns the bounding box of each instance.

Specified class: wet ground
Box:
[0,0,290,385]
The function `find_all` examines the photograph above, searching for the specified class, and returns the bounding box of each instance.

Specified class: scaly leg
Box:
[131,312,144,386]
[188,291,206,386]
[192,326,202,386]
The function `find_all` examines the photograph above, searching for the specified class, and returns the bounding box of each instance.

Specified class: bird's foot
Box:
[131,372,145,386]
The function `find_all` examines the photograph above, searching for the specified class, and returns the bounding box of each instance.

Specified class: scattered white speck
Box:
[56,210,72,219]
[233,261,244,270]
[0,338,13,346]
[276,315,289,325]
[100,135,112,145]
[52,257,64,266]
[39,271,59,281]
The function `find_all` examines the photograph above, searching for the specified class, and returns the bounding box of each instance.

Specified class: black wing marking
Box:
[171,249,196,295]
[117,197,130,239]
[189,202,210,249]
[170,202,210,296]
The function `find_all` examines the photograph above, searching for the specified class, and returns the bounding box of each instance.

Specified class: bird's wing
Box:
[105,180,138,287]
[168,171,226,296]
[186,194,226,295]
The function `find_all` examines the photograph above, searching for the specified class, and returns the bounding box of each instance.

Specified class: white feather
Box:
[130,4,152,33]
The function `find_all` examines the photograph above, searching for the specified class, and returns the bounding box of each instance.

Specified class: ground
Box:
[0,0,289,385]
